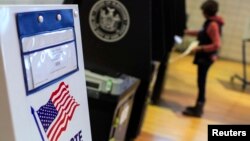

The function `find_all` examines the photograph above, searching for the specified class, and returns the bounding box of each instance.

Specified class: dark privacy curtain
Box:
[151,0,187,104]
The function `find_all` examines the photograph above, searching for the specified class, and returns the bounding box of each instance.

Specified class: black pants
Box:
[197,63,212,103]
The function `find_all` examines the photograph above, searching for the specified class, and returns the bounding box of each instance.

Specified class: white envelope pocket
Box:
[21,28,78,91]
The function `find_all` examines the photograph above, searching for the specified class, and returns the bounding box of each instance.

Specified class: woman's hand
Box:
[184,29,199,36]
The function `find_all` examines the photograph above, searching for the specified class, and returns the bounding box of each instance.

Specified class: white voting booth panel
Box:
[0,5,92,141]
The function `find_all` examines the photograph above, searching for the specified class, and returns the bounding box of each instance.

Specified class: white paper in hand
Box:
[170,40,199,63]
[174,35,183,44]
[183,40,199,55]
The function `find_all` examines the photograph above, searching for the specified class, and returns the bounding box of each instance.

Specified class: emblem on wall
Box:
[89,0,130,42]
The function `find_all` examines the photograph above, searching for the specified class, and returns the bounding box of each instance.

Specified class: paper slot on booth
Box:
[21,28,78,91]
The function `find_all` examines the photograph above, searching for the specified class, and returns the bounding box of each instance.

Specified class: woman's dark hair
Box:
[201,0,219,17]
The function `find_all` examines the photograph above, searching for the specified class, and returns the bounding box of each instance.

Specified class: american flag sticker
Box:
[31,82,80,141]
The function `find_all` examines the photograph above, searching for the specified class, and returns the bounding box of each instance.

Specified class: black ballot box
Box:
[87,77,140,141]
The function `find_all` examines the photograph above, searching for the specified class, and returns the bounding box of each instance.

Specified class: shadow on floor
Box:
[217,78,250,93]
[151,88,241,123]
[151,89,196,113]
[157,99,184,113]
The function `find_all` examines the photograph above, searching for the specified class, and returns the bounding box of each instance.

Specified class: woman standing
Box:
[183,0,224,117]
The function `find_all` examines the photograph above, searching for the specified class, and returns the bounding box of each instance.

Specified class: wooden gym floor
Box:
[135,52,250,141]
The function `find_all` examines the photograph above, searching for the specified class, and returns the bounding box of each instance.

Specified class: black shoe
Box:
[183,102,204,117]
[185,106,196,111]
[183,108,203,117]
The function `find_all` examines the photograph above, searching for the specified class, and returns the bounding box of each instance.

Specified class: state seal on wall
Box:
[89,0,130,42]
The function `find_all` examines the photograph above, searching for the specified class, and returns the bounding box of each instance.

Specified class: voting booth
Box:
[0,5,92,141]
[151,0,187,104]
[70,0,152,139]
